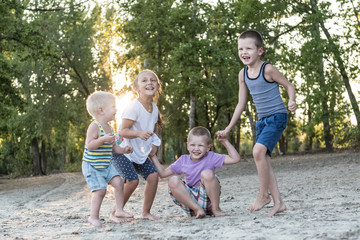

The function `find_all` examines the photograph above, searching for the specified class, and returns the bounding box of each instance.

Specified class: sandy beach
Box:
[1,151,359,240]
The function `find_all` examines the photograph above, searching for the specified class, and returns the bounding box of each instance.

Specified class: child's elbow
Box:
[158,173,167,179]
[157,171,169,179]
[232,156,241,164]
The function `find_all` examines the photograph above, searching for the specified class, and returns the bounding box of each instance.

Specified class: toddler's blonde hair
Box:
[86,91,115,118]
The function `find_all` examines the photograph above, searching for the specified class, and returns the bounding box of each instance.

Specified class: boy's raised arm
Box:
[149,154,174,178]
[216,133,241,165]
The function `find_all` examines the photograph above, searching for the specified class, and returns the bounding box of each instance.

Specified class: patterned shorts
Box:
[111,154,157,182]
[168,177,220,217]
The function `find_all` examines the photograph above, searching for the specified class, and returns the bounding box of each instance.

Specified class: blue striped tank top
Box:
[244,62,288,119]
[83,121,113,170]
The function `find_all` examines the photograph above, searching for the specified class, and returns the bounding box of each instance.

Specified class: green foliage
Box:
[0,0,113,176]
[1,0,359,176]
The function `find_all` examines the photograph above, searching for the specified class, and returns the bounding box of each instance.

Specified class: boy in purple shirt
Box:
[150,126,240,218]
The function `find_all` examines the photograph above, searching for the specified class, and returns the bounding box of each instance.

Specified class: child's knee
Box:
[200,169,215,181]
[93,189,106,198]
[110,176,124,188]
[126,179,139,189]
[168,176,182,189]
[252,144,267,160]
[146,172,159,184]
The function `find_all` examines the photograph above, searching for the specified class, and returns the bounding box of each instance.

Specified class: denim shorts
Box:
[82,161,120,191]
[255,113,287,156]
[111,154,157,182]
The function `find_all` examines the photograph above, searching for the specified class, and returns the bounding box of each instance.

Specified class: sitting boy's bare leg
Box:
[168,176,205,219]
[142,172,160,221]
[200,170,225,217]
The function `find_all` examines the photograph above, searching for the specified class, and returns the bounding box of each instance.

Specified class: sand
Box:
[0,151,359,240]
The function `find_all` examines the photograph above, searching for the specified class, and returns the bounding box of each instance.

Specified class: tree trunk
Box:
[60,147,66,171]
[279,136,286,155]
[155,128,164,164]
[189,0,197,130]
[245,104,256,145]
[40,139,46,175]
[305,107,314,151]
[189,83,196,129]
[31,138,41,176]
[177,138,183,159]
[318,16,360,127]
[236,124,240,153]
[311,0,333,151]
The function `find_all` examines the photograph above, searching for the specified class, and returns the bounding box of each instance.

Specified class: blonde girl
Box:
[111,69,162,220]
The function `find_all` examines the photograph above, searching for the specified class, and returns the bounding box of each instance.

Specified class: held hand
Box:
[103,133,115,143]
[123,145,133,154]
[138,130,154,141]
[288,100,297,112]
[217,129,229,138]
[216,132,228,144]
[149,145,157,157]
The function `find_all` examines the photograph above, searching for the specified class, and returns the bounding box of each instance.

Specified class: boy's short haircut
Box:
[86,91,115,118]
[188,126,212,145]
[239,30,263,49]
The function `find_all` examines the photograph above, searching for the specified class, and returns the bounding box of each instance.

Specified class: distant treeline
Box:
[1,0,359,177]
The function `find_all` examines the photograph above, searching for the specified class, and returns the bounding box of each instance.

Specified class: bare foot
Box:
[247,195,271,212]
[114,210,134,218]
[142,213,160,221]
[194,208,206,219]
[109,213,132,223]
[88,217,103,227]
[212,209,226,217]
[265,202,286,217]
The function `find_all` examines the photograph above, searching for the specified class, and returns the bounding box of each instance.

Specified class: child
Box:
[218,30,297,216]
[150,126,241,218]
[82,91,134,227]
[111,69,162,221]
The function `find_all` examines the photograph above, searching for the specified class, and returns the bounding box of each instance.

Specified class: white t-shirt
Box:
[120,99,161,164]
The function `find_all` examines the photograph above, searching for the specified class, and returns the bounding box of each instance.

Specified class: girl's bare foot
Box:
[265,202,286,217]
[115,210,134,218]
[110,213,132,223]
[247,195,271,211]
[88,217,104,227]
[142,213,160,221]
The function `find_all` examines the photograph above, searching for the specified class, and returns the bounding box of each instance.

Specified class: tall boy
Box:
[219,30,297,216]
[150,126,240,218]
[83,91,133,227]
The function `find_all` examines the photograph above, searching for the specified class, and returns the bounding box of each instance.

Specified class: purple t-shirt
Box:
[169,151,225,187]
